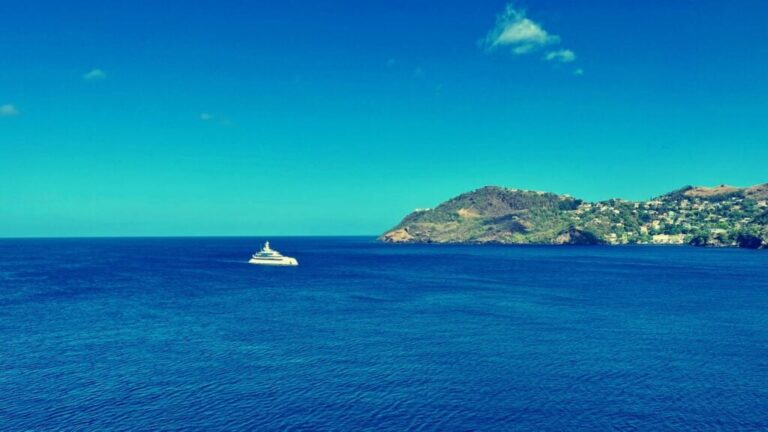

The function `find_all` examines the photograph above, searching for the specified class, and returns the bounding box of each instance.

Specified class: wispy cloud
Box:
[545,49,576,63]
[0,104,20,117]
[83,69,106,81]
[482,4,581,74]
[574,68,584,76]
[199,112,233,126]
[481,5,559,54]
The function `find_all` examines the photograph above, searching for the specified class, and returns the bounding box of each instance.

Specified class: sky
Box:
[1,0,767,237]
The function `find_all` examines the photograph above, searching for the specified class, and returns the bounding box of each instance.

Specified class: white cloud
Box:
[482,3,581,73]
[482,5,559,54]
[200,113,214,121]
[545,49,576,63]
[83,69,106,80]
[0,104,20,116]
[574,68,584,76]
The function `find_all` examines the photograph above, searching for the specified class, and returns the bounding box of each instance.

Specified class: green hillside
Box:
[380,184,768,249]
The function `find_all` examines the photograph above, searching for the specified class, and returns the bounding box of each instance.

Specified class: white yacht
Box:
[248,241,298,266]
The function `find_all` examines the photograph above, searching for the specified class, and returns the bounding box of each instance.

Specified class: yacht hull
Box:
[248,257,298,266]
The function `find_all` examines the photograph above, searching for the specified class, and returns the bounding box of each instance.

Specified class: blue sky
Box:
[2,0,767,236]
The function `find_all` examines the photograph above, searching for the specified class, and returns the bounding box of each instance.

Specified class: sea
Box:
[1,237,767,431]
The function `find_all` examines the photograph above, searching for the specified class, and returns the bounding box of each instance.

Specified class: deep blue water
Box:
[1,237,767,431]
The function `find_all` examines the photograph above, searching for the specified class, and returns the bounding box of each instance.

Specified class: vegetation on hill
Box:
[379,184,768,249]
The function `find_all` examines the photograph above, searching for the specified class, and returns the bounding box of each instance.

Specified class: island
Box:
[379,184,768,249]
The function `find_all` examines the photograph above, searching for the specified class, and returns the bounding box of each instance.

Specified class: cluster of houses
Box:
[568,194,766,245]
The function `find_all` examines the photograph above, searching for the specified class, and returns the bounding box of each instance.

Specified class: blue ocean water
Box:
[1,237,767,431]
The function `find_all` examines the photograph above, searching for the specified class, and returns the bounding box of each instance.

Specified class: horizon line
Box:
[0,234,380,240]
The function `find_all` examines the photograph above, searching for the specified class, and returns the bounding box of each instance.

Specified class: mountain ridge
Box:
[380,184,768,249]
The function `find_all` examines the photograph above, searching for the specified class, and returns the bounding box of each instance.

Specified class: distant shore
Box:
[380,184,768,250]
